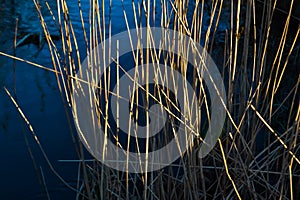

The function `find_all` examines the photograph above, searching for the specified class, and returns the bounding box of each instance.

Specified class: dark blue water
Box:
[0,1,76,199]
[0,0,139,199]
[0,1,231,199]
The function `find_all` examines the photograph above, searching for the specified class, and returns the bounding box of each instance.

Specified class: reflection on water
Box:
[0,0,54,49]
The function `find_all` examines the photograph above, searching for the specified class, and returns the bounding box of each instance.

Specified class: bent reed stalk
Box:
[2,0,299,199]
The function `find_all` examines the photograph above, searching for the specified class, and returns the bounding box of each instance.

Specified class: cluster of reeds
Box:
[2,0,299,199]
